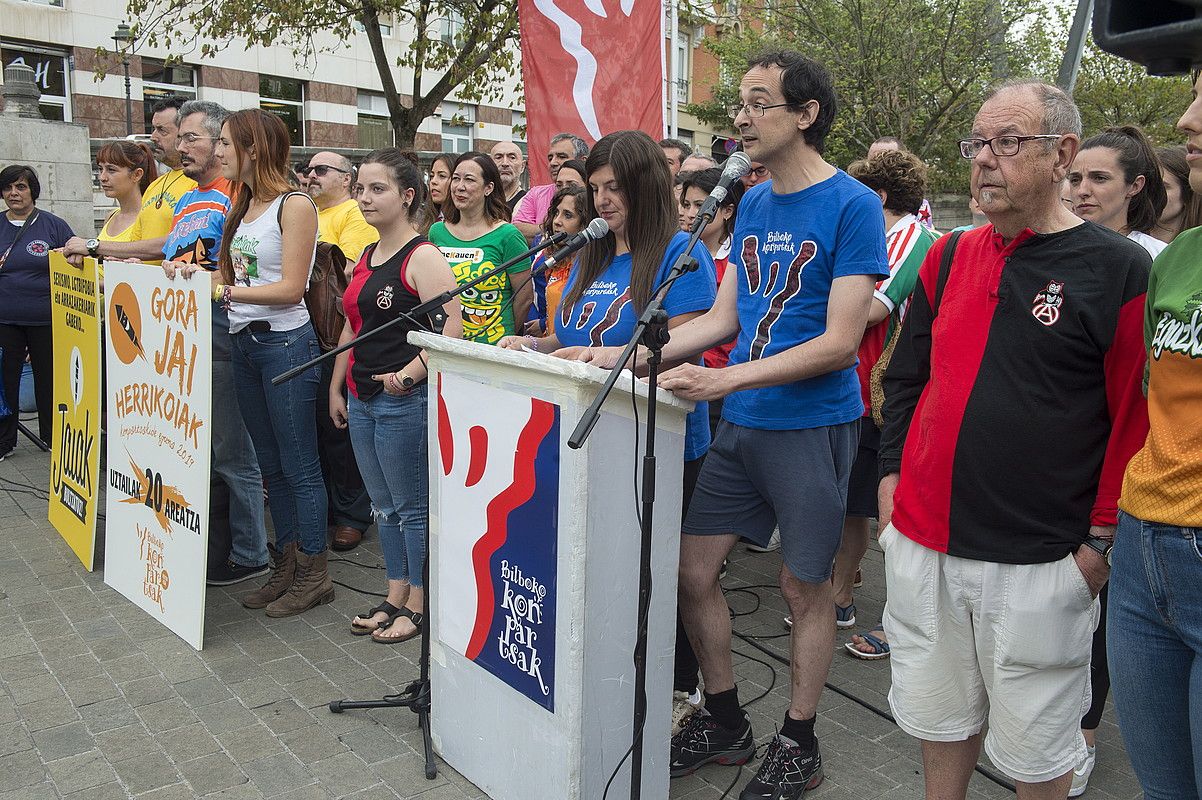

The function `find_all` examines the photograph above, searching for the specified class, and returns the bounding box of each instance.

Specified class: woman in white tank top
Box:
[208,108,333,619]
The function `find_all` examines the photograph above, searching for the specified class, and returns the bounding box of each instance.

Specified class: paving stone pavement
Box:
[0,440,1143,799]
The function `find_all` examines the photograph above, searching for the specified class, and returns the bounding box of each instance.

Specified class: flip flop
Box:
[845,630,890,660]
[371,607,424,644]
[350,601,399,635]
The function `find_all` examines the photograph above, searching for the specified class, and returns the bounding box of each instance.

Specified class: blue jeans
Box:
[347,388,428,586]
[231,323,328,555]
[1108,511,1202,799]
[212,352,267,567]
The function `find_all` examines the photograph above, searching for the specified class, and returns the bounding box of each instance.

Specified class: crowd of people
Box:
[1,45,1199,800]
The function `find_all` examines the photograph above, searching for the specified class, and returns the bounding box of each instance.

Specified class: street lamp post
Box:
[111,23,134,136]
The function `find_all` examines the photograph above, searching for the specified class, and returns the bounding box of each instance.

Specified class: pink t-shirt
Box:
[513,183,557,226]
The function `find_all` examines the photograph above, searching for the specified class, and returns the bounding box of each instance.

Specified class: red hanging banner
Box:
[519,0,665,185]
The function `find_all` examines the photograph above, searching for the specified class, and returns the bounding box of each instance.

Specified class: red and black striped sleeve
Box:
[1092,273,1149,526]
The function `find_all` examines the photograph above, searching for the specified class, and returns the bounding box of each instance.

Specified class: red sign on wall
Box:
[518,0,665,184]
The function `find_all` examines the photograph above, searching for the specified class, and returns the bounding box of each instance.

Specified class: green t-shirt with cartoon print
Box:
[428,221,531,344]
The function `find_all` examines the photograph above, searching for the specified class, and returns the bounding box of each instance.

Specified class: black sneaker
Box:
[739,735,823,799]
[670,710,755,777]
[207,560,270,586]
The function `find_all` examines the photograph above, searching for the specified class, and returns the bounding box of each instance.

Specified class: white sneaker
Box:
[1069,744,1096,797]
[747,529,781,552]
[671,689,702,735]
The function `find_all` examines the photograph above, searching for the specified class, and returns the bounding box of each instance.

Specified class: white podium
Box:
[413,332,693,800]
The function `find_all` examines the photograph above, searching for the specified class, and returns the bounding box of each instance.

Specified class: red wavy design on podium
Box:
[466,426,488,487]
[465,399,557,660]
[437,374,453,476]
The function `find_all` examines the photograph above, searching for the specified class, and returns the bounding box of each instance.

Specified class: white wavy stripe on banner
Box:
[531,0,603,140]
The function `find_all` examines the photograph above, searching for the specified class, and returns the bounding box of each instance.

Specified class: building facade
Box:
[1,0,730,158]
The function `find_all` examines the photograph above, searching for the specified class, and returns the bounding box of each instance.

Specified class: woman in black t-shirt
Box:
[330,148,462,643]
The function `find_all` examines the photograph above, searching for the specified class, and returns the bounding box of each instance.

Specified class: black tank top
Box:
[344,236,434,400]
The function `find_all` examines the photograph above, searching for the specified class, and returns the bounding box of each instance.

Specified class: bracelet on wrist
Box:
[525,335,539,352]
[219,285,233,311]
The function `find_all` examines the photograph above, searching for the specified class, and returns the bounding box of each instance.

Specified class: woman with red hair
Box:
[208,109,331,618]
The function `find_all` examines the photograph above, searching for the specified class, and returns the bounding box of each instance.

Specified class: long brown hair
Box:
[218,109,295,283]
[565,130,676,313]
[421,152,456,234]
[96,140,158,194]
[1157,145,1202,235]
[443,152,511,224]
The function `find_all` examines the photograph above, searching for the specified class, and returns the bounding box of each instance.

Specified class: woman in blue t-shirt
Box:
[499,129,717,730]
[0,164,74,458]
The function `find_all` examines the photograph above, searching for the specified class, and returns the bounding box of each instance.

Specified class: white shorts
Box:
[880,524,1099,784]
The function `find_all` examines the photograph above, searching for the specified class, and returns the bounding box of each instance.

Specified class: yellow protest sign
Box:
[48,252,102,570]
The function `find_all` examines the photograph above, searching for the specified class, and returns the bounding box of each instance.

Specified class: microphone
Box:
[692,152,752,233]
[543,217,610,270]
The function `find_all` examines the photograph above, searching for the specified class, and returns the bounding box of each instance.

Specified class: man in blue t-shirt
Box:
[592,51,888,798]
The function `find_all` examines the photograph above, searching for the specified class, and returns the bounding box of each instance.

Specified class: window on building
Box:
[260,75,305,145]
[440,101,473,154]
[352,17,393,37]
[18,0,63,7]
[141,59,196,133]
[677,129,695,150]
[511,110,527,156]
[357,92,394,150]
[440,10,464,44]
[674,34,691,104]
[1,43,71,121]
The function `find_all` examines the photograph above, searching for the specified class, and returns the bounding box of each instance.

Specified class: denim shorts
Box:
[682,419,857,583]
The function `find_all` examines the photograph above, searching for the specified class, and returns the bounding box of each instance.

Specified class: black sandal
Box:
[371,607,424,644]
[350,601,400,635]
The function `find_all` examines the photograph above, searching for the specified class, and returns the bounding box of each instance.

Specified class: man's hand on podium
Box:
[659,362,734,402]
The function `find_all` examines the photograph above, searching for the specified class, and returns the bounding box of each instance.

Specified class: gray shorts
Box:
[683,420,858,583]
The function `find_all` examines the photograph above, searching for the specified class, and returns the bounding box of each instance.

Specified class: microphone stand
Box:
[567,206,716,800]
[271,232,566,386]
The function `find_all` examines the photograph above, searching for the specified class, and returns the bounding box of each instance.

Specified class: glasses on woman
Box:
[958,135,1061,159]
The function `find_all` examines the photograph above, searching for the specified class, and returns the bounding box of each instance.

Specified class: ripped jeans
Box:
[347,387,429,586]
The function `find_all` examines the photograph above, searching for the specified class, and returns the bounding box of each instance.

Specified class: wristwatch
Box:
[1080,536,1114,567]
[398,372,416,390]
[85,238,101,257]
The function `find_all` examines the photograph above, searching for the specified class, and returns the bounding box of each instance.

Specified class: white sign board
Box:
[103,263,212,650]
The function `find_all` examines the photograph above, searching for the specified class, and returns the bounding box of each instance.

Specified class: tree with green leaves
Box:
[1072,36,1192,146]
[689,0,1055,192]
[121,0,519,148]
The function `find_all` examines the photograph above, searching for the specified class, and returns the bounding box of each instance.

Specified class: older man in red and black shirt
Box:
[877,80,1150,800]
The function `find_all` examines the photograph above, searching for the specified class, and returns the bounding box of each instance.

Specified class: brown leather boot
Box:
[241,542,296,609]
[265,549,335,617]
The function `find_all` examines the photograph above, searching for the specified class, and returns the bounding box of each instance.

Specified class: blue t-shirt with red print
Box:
[558,230,717,460]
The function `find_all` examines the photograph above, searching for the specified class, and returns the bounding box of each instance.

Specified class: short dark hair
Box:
[1079,125,1167,234]
[557,159,587,182]
[659,138,692,162]
[0,165,40,201]
[847,150,928,215]
[150,95,188,119]
[745,50,838,154]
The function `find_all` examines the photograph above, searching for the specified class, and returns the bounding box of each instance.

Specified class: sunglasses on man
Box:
[301,164,350,177]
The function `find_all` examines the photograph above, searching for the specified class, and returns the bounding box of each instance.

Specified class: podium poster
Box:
[435,372,560,711]
[103,263,211,650]
[48,253,102,570]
